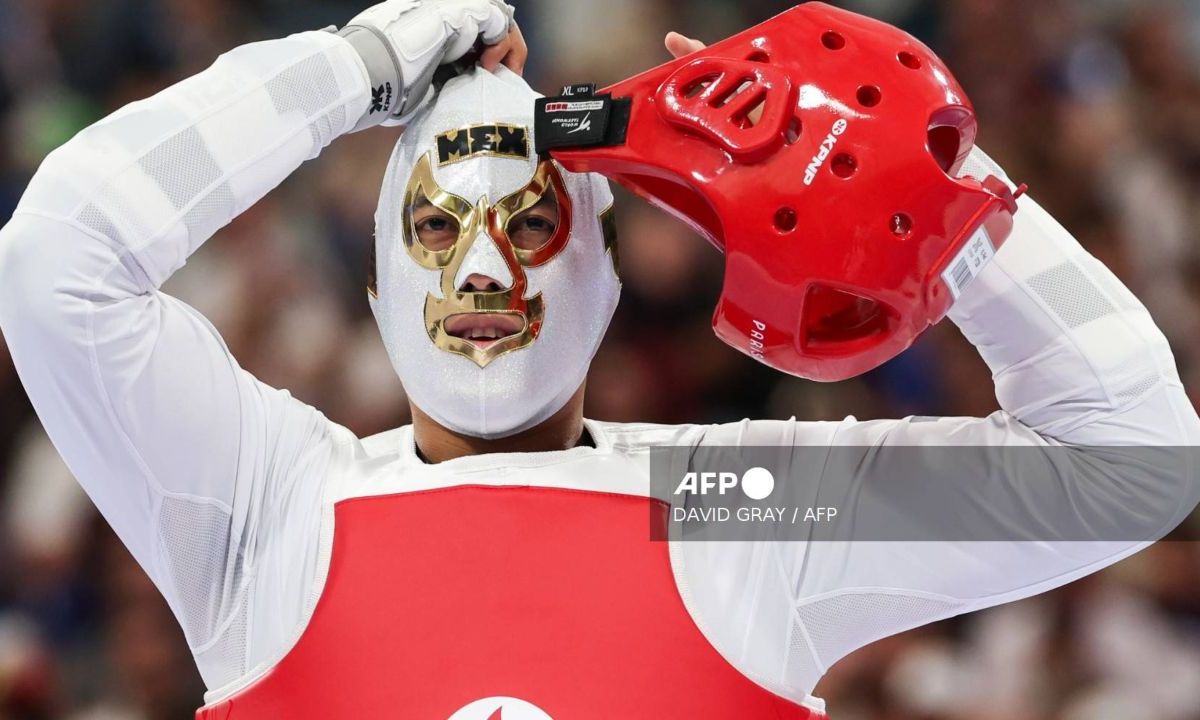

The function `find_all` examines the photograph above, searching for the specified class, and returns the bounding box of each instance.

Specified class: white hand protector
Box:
[339,0,515,129]
[371,67,621,438]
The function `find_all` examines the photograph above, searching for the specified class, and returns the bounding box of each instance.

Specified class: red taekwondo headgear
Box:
[535,2,1023,381]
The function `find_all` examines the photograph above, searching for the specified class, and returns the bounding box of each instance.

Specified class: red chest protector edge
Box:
[536,1,1023,382]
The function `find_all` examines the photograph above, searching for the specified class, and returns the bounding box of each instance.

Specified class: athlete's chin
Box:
[411,366,562,438]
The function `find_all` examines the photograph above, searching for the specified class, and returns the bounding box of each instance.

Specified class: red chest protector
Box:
[196,486,824,719]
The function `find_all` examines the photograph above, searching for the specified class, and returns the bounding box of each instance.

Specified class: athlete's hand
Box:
[340,0,525,128]
[665,32,706,59]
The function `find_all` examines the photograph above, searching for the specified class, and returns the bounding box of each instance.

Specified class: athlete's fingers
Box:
[665,32,706,59]
[480,33,513,71]
[502,23,528,75]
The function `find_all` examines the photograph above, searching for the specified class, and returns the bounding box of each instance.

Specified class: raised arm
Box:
[0,0,516,690]
[677,149,1200,701]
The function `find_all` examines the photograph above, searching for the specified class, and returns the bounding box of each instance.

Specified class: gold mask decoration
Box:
[400,152,575,367]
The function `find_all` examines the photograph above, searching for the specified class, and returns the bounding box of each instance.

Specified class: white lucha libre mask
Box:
[371,67,621,439]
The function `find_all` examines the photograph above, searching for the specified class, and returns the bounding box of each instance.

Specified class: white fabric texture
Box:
[0,29,370,690]
[0,24,1197,716]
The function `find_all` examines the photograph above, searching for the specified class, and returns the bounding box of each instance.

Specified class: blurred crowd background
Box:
[1,0,1200,718]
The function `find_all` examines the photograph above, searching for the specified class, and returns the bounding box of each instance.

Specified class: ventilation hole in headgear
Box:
[821,31,846,50]
[898,51,922,69]
[891,213,913,237]
[774,207,798,233]
[803,286,890,348]
[715,79,753,108]
[785,116,803,144]
[684,76,717,99]
[747,50,771,63]
[831,153,858,178]
[737,94,768,128]
[857,85,882,108]
[927,125,962,174]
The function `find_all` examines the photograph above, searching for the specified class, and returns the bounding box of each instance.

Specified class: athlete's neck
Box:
[411,384,588,463]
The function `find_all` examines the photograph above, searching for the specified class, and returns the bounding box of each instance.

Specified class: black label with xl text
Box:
[534,83,630,156]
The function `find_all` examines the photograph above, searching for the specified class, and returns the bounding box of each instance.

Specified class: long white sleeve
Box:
[674,152,1200,702]
[0,30,370,689]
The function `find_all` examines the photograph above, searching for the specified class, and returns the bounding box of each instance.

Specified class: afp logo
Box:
[448,697,553,720]
[675,467,775,501]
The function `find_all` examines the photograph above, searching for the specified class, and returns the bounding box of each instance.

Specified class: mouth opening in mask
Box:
[444,311,526,349]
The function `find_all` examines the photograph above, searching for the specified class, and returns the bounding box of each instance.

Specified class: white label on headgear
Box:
[941,226,995,299]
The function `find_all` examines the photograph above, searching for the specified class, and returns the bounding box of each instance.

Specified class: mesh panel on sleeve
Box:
[84,185,155,249]
[158,496,236,647]
[183,182,237,241]
[77,204,121,240]
[266,54,342,155]
[783,618,824,693]
[1116,374,1161,403]
[794,593,960,670]
[307,106,348,155]
[76,202,156,289]
[195,588,250,690]
[139,127,223,211]
[1026,262,1117,329]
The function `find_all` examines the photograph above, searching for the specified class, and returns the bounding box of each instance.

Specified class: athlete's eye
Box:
[413,209,460,251]
[507,199,559,251]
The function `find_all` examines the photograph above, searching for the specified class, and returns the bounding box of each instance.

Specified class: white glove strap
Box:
[335,0,514,131]
[337,24,408,132]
